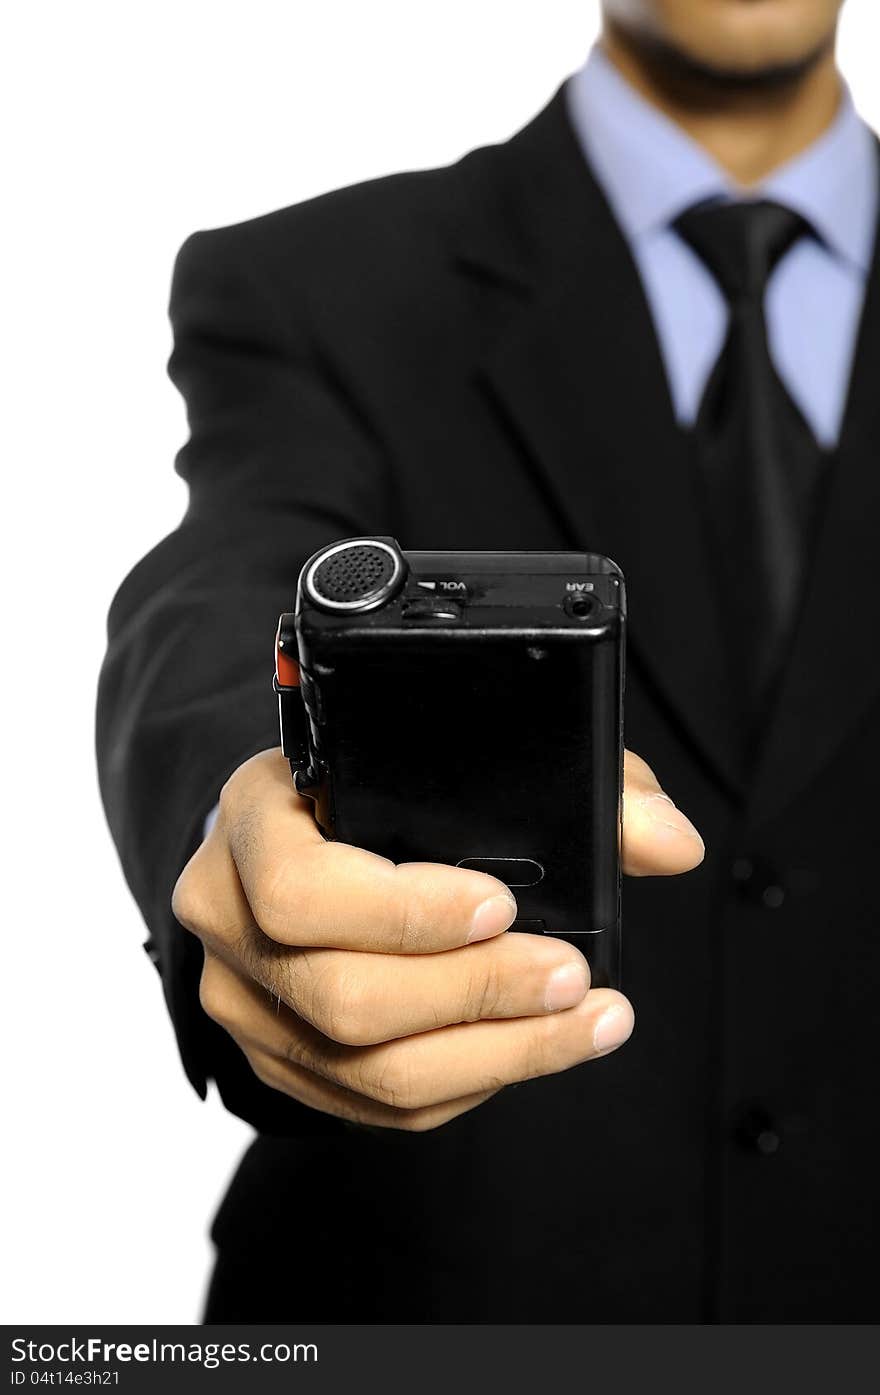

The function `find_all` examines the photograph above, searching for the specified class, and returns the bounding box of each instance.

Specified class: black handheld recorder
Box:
[275,538,626,989]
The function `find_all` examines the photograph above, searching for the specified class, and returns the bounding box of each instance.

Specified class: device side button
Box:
[402,598,463,622]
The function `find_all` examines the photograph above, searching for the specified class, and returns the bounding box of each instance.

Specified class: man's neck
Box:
[601,23,842,187]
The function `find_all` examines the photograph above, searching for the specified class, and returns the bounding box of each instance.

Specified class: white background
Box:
[3,0,879,1324]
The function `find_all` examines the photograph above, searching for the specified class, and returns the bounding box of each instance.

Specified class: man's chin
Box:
[632,28,836,94]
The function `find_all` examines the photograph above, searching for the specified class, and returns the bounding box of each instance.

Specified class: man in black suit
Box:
[98,0,880,1321]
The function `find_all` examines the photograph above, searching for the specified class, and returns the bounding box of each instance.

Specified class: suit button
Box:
[731,857,754,884]
[731,856,786,908]
[736,1105,782,1155]
[761,884,785,909]
[754,1126,781,1155]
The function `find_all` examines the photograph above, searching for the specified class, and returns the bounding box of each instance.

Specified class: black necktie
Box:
[673,199,825,725]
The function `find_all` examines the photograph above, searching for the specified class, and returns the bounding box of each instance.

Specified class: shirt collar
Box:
[762,95,877,273]
[565,45,877,274]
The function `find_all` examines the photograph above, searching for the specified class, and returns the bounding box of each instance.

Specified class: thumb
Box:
[622,750,705,877]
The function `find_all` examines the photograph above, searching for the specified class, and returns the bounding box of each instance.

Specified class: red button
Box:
[275,619,300,687]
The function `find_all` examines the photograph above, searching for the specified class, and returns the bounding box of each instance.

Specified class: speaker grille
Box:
[311,543,397,605]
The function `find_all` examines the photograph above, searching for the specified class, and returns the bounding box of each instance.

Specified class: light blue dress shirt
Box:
[565,47,878,447]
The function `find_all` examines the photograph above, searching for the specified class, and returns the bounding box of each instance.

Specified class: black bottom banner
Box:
[3,1324,876,1395]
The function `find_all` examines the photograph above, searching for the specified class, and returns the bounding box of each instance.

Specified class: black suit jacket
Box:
[97,89,880,1322]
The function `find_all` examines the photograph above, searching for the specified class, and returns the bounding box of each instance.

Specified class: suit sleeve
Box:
[96,225,396,1135]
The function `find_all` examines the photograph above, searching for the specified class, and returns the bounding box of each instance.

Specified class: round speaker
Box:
[304,539,405,613]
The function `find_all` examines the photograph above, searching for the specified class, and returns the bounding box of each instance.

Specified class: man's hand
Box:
[173,749,704,1131]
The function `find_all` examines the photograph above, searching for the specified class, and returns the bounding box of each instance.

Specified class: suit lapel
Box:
[748,202,880,825]
[460,93,746,794]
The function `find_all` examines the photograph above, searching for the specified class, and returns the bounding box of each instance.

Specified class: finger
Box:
[199,952,497,1130]
[287,933,591,1044]
[244,1044,498,1131]
[250,931,591,1044]
[272,985,635,1111]
[221,750,518,952]
[200,950,624,1110]
[621,749,704,876]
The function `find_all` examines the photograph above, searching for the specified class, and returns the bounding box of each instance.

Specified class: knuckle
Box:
[250,859,299,941]
[217,768,246,824]
[171,858,210,935]
[391,872,434,953]
[523,1009,586,1081]
[521,1024,559,1082]
[476,1069,508,1097]
[464,960,504,1022]
[198,958,235,1031]
[393,902,418,954]
[315,967,374,1046]
[246,1051,281,1091]
[359,1053,420,1110]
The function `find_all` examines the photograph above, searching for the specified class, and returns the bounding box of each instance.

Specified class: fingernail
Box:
[468,894,517,943]
[544,961,589,1012]
[593,1003,634,1054]
[643,793,704,850]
